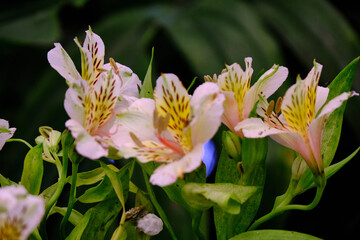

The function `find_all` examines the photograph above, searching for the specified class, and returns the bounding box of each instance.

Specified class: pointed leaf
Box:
[21,144,44,195]
[139,48,154,98]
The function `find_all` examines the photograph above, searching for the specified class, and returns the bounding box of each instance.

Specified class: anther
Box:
[275,97,283,114]
[109,58,119,74]
[130,132,144,147]
[266,100,275,116]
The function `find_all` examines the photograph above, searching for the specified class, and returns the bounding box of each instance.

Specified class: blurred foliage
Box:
[0,0,359,239]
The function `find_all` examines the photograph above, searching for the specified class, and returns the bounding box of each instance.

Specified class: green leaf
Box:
[182,183,258,214]
[76,176,112,203]
[229,229,322,240]
[0,173,15,187]
[20,144,43,195]
[50,207,83,226]
[139,47,154,98]
[77,161,134,203]
[214,137,267,239]
[67,172,129,240]
[67,164,119,187]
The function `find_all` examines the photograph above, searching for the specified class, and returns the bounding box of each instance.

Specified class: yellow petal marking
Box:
[84,70,117,135]
[154,75,192,151]
[132,140,177,162]
[281,80,308,138]
[218,62,251,121]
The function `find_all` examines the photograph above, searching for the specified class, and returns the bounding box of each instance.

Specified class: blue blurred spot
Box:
[107,159,115,163]
[202,140,217,177]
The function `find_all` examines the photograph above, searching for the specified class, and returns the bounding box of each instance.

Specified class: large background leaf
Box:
[0,0,359,239]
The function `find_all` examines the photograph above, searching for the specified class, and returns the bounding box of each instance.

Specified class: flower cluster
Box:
[47,29,357,186]
[0,28,358,239]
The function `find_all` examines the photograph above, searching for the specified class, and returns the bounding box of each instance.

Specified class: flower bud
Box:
[291,156,307,181]
[36,126,61,152]
[136,213,163,236]
[222,131,242,160]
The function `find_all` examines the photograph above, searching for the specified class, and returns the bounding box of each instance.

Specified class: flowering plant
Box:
[0,28,359,240]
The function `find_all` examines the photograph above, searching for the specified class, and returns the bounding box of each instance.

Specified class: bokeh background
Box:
[1,0,359,239]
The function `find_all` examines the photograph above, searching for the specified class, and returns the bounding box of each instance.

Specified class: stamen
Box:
[266,100,275,116]
[109,58,119,74]
[275,97,283,114]
[130,132,145,147]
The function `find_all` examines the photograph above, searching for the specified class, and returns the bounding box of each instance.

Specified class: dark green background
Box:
[0,0,359,239]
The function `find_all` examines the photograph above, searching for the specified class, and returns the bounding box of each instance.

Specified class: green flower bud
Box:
[222,131,242,160]
[291,156,307,181]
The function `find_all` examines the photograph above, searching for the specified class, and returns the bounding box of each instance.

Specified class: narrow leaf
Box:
[139,47,154,98]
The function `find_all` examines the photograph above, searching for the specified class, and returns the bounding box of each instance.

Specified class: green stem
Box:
[141,167,178,240]
[192,211,205,240]
[248,185,325,231]
[6,138,32,149]
[39,151,69,239]
[60,161,79,239]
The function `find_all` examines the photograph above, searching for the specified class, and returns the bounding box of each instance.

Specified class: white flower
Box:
[237,61,358,176]
[114,74,224,186]
[47,28,141,159]
[205,58,288,136]
[0,185,44,240]
[137,213,163,236]
[0,119,16,151]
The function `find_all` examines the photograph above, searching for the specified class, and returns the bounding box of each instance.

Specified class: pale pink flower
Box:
[48,28,141,159]
[0,119,16,151]
[0,185,44,240]
[114,74,224,186]
[237,61,358,175]
[205,58,288,136]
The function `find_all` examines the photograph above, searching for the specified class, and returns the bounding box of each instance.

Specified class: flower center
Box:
[0,220,23,240]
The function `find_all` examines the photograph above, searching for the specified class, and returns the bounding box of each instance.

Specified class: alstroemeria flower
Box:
[0,119,16,151]
[47,28,141,159]
[0,185,44,240]
[114,74,224,186]
[237,61,358,176]
[205,58,288,136]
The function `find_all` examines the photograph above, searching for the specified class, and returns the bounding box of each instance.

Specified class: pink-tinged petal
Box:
[66,119,108,159]
[64,87,86,124]
[150,144,203,186]
[243,65,288,118]
[47,43,81,86]
[115,98,157,144]
[217,60,253,121]
[102,63,141,97]
[315,86,329,114]
[154,74,191,144]
[74,37,95,86]
[221,91,241,134]
[0,185,44,240]
[270,132,318,171]
[317,91,359,119]
[308,115,326,170]
[235,118,285,138]
[189,82,225,145]
[0,119,16,150]
[83,29,105,83]
[130,140,177,163]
